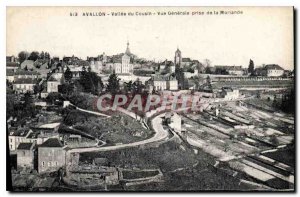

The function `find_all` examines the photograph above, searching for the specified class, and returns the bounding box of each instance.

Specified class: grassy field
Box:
[79,141,199,171]
[125,163,249,191]
[79,141,252,191]
[62,109,153,145]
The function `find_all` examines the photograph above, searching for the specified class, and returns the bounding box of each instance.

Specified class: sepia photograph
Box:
[6,6,295,192]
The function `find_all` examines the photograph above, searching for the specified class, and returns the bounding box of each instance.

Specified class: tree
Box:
[28,51,40,61]
[23,92,36,118]
[206,75,213,90]
[124,80,133,93]
[106,72,120,95]
[58,83,74,95]
[6,93,15,120]
[79,71,103,94]
[248,59,255,75]
[203,59,212,68]
[40,51,45,59]
[132,78,144,94]
[205,66,212,74]
[33,84,41,95]
[44,52,50,60]
[46,92,61,104]
[215,68,228,75]
[206,75,211,84]
[18,51,29,63]
[64,67,73,83]
[175,66,185,89]
[280,88,295,114]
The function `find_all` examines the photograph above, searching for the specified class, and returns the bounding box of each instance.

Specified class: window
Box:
[55,161,58,166]
[48,162,51,167]
[42,161,45,167]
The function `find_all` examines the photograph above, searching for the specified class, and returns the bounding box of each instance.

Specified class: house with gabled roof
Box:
[255,64,285,77]
[8,127,33,151]
[38,138,66,173]
[13,78,38,93]
[6,62,19,71]
[14,69,41,79]
[264,64,284,77]
[46,72,64,93]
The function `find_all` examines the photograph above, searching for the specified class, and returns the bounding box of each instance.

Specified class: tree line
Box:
[18,51,51,63]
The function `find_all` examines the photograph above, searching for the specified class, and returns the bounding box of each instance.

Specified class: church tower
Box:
[121,41,133,74]
[125,40,131,55]
[174,47,182,67]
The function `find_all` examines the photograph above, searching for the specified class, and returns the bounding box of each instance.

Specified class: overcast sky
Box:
[7,7,293,69]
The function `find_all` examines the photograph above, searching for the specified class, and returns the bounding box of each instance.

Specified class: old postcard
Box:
[6,6,294,192]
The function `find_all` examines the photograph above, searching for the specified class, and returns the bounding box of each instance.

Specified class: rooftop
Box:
[27,132,40,139]
[182,58,192,62]
[17,142,35,150]
[48,76,59,82]
[9,128,31,137]
[14,78,38,84]
[14,70,40,76]
[39,138,64,148]
[264,64,284,70]
[152,75,167,81]
[6,62,19,68]
[215,65,243,70]
[39,122,61,129]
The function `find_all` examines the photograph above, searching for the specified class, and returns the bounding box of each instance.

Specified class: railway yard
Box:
[178,100,294,190]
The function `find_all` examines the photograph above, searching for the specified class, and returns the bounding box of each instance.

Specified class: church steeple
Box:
[125,40,131,55]
[174,47,182,66]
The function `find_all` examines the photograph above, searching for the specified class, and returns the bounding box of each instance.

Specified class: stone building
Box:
[14,70,41,79]
[47,73,64,93]
[16,142,36,170]
[13,78,38,93]
[152,76,167,91]
[167,77,178,90]
[149,75,179,91]
[264,64,284,77]
[111,42,134,74]
[9,128,33,152]
[38,138,66,173]
[36,122,61,145]
[254,64,284,77]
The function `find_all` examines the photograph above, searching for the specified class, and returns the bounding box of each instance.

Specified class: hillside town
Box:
[7,41,295,191]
